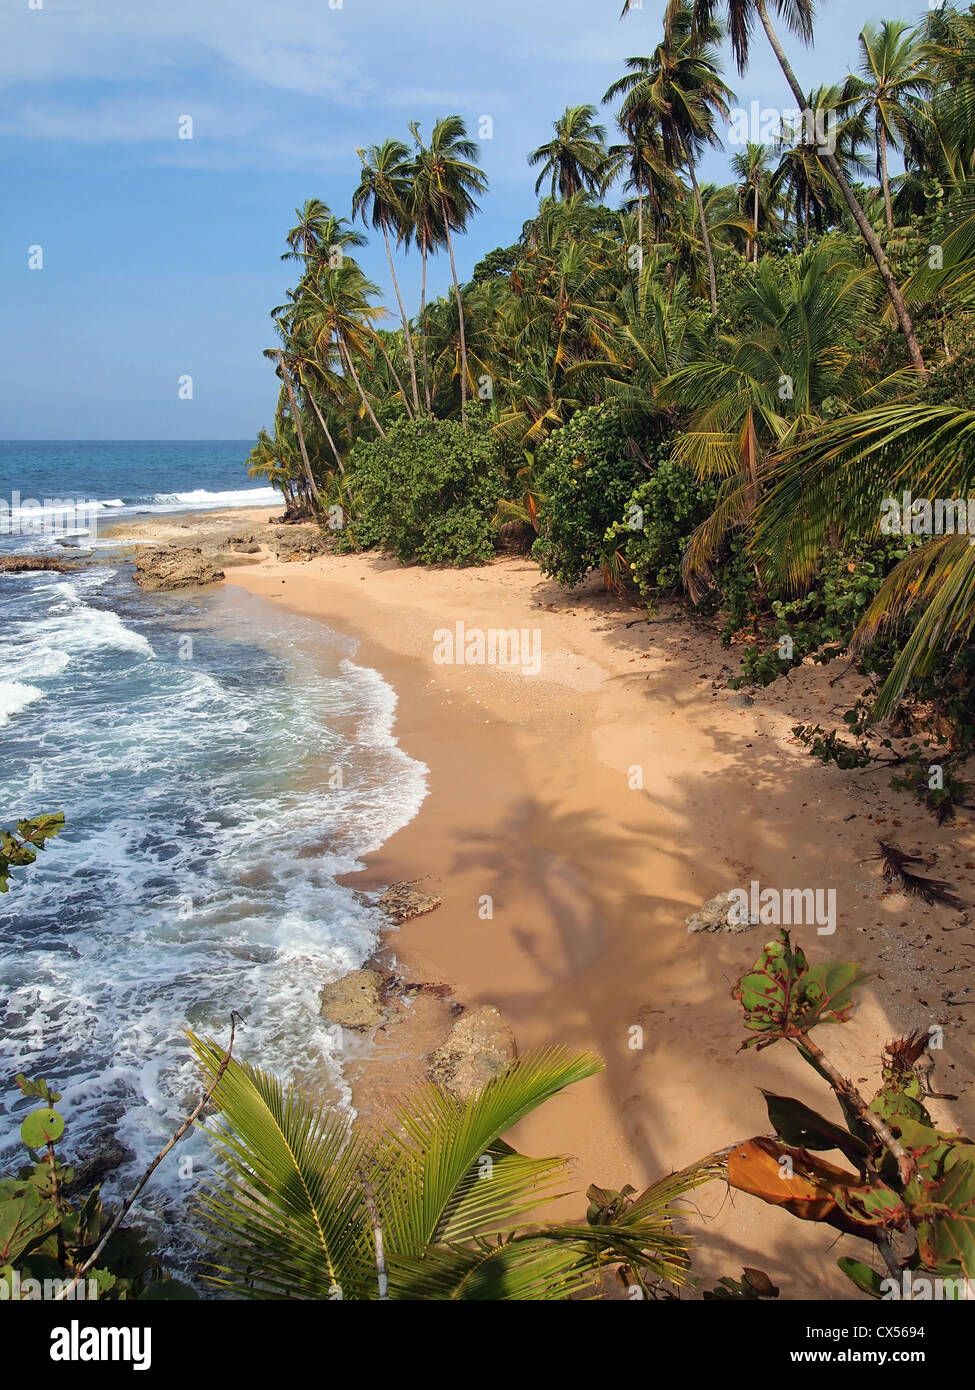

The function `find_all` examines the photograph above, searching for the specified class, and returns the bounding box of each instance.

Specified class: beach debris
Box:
[133,545,224,591]
[378,881,443,924]
[319,968,387,1030]
[686,890,757,934]
[875,840,965,909]
[428,1005,517,1099]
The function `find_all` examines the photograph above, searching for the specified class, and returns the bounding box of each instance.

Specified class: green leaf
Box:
[20,1108,64,1149]
[15,1075,62,1105]
[762,1091,870,1167]
[0,1190,62,1263]
[799,961,867,1028]
[838,1256,886,1298]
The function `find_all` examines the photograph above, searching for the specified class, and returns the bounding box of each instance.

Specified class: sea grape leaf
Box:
[834,1180,906,1229]
[15,1074,61,1105]
[733,932,865,1046]
[728,1136,848,1219]
[798,961,867,1029]
[0,813,64,891]
[15,813,65,847]
[733,933,808,1046]
[742,1266,779,1297]
[0,1190,61,1263]
[762,1090,870,1167]
[728,1136,905,1238]
[871,1083,933,1129]
[20,1108,64,1149]
[913,1154,975,1276]
[838,1257,886,1299]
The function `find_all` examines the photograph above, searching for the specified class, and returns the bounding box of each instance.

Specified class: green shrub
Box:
[608,454,718,599]
[531,404,645,587]
[343,413,506,566]
[726,538,911,687]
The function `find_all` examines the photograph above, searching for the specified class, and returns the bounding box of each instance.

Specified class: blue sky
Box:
[0,0,926,439]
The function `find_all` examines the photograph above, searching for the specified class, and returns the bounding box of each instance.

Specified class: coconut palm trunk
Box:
[753,0,925,373]
[306,390,345,475]
[752,183,760,262]
[276,351,320,509]
[878,128,894,232]
[685,150,718,311]
[419,243,433,413]
[338,336,387,438]
[372,333,415,418]
[441,207,469,424]
[381,222,421,412]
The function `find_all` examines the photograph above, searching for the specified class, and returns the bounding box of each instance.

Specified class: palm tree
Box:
[408,117,487,424]
[246,425,300,506]
[848,21,932,232]
[273,349,320,509]
[190,1033,723,1300]
[528,105,610,200]
[624,0,928,372]
[604,131,683,248]
[769,83,869,243]
[283,199,365,269]
[660,238,899,596]
[605,6,734,310]
[605,60,678,251]
[352,140,422,413]
[731,142,775,262]
[655,184,752,295]
[289,262,391,439]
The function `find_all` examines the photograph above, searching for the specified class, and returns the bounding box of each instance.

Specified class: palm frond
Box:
[851,535,975,717]
[190,1033,375,1300]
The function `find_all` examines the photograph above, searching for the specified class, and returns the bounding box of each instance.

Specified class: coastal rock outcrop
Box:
[319,967,387,1029]
[269,526,329,562]
[428,1006,516,1098]
[133,546,224,591]
[685,890,756,934]
[0,555,84,573]
[378,881,443,924]
[62,1136,128,1197]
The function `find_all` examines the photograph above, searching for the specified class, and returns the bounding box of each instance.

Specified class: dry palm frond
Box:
[876,840,965,908]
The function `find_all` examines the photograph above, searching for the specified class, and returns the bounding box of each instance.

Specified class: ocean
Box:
[0,441,427,1262]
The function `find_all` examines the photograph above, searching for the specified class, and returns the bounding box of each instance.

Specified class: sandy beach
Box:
[103,512,975,1296]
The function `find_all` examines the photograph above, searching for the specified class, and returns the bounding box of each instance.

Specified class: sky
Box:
[0,0,928,440]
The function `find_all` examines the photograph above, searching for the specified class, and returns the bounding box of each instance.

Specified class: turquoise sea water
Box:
[0,442,426,1262]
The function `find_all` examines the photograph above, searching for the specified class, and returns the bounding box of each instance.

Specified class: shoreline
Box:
[103,510,975,1295]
